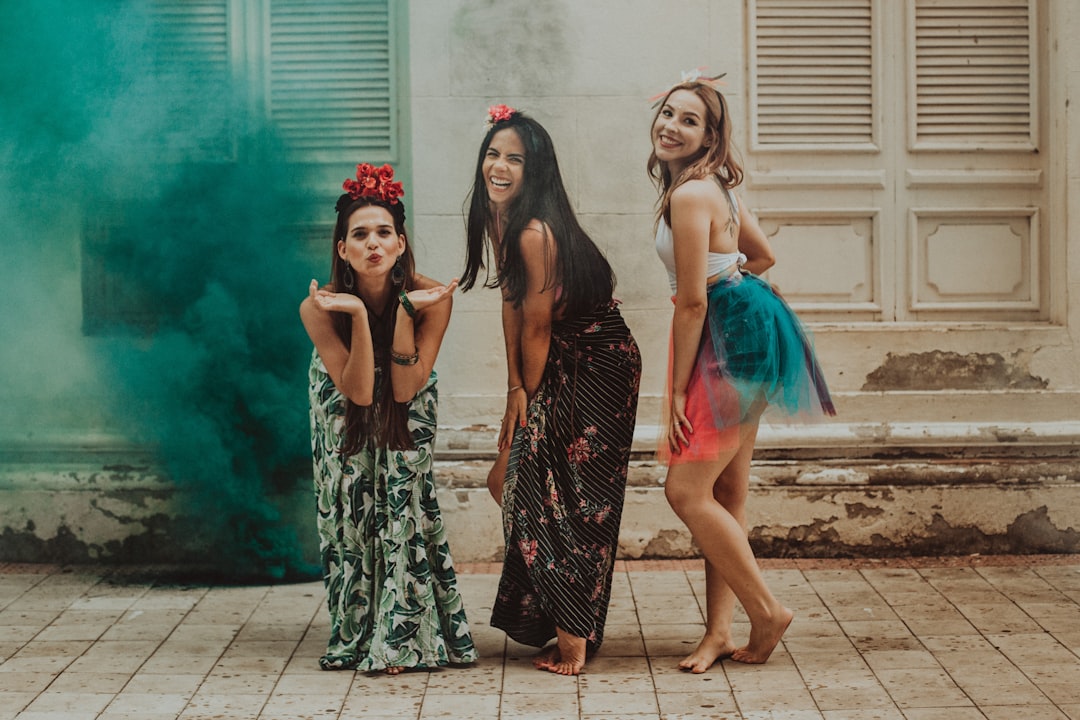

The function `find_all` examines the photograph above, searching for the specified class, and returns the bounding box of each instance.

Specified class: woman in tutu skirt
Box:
[648,72,835,669]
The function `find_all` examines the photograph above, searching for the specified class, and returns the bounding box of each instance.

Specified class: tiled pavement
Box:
[1,556,1078,720]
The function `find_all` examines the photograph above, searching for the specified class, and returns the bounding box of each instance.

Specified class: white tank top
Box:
[654,184,746,293]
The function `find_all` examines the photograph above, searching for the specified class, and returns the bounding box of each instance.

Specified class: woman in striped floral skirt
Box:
[461,106,642,675]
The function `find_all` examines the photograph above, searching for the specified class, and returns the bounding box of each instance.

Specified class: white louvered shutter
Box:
[268,0,396,163]
[146,0,232,159]
[911,0,1035,149]
[751,0,874,147]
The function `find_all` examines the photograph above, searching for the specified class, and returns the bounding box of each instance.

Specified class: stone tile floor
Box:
[0,555,1078,719]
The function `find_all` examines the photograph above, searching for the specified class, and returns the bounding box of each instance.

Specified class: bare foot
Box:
[678,633,737,673]
[546,627,587,676]
[731,607,793,664]
[532,645,560,671]
[384,665,404,675]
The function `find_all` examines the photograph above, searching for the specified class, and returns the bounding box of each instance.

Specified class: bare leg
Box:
[544,627,587,676]
[487,448,508,506]
[680,421,758,673]
[665,424,791,667]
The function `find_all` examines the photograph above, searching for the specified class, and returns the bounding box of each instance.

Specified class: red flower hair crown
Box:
[485,104,517,129]
[342,163,404,205]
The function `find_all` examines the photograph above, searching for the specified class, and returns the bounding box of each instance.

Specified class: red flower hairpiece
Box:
[342,162,404,205]
[485,104,517,129]
[648,68,728,108]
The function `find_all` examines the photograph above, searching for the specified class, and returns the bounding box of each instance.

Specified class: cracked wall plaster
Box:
[863,351,1049,391]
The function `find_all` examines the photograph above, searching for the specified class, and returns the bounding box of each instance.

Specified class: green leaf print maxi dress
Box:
[308,349,478,671]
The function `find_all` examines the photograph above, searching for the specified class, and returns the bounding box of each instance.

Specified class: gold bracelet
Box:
[507,385,523,393]
[391,348,419,366]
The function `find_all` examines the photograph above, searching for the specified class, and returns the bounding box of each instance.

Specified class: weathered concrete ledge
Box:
[440,420,1080,460]
[436,455,1080,562]
[1,422,1077,566]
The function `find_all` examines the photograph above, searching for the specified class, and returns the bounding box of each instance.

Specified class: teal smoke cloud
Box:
[1,1,324,579]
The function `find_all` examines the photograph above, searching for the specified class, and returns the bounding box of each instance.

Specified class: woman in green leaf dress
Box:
[300,163,477,673]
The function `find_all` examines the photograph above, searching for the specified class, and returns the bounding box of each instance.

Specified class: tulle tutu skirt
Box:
[659,271,835,466]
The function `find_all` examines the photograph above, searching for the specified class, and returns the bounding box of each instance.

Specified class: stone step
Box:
[1,423,1077,566]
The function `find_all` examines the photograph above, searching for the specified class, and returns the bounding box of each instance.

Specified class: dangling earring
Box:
[342,260,355,290]
[391,256,405,287]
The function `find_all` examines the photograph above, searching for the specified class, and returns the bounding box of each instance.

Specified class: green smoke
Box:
[1,1,328,580]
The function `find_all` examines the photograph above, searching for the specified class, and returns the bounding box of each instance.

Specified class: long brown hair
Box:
[461,111,615,318]
[329,194,417,455]
[647,82,744,227]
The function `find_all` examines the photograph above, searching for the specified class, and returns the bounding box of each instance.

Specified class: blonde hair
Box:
[647,82,744,227]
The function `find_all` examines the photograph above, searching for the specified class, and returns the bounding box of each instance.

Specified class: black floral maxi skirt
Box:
[491,301,642,652]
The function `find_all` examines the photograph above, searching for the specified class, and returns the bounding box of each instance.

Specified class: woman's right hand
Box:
[498,386,528,451]
[308,278,365,317]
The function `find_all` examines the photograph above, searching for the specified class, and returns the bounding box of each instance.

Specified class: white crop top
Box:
[654,184,746,293]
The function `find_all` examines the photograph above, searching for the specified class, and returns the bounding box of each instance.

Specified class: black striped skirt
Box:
[491,301,642,651]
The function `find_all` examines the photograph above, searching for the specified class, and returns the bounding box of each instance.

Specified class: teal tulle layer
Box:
[702,271,835,423]
[659,271,834,465]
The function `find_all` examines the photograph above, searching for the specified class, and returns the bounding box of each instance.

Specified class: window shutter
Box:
[82,219,158,335]
[912,0,1035,149]
[145,0,232,159]
[268,0,396,162]
[751,0,874,147]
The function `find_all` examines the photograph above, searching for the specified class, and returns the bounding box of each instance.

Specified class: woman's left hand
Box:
[403,278,459,314]
[668,392,693,454]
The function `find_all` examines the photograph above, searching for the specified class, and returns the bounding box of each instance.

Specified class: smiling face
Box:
[652,88,712,176]
[338,204,405,282]
[482,127,526,211]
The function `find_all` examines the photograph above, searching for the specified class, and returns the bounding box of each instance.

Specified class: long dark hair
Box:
[330,194,417,454]
[461,111,614,318]
[647,82,743,227]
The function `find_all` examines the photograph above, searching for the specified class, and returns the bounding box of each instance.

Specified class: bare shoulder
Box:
[515,220,556,282]
[671,177,722,208]
[521,218,549,241]
[299,295,334,340]
[299,294,318,322]
[517,219,553,255]
[299,282,333,322]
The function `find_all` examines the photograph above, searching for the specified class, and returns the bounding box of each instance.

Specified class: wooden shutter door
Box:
[903,0,1045,322]
[266,0,397,164]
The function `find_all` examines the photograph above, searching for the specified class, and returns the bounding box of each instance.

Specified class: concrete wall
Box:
[409,0,732,429]
[408,0,1080,436]
[404,0,1080,561]
[1,0,1077,568]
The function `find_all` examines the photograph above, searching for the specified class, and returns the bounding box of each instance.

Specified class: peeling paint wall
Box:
[0,461,317,571]
[2,457,1077,565]
[0,465,183,564]
[434,459,1080,562]
[863,351,1049,391]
